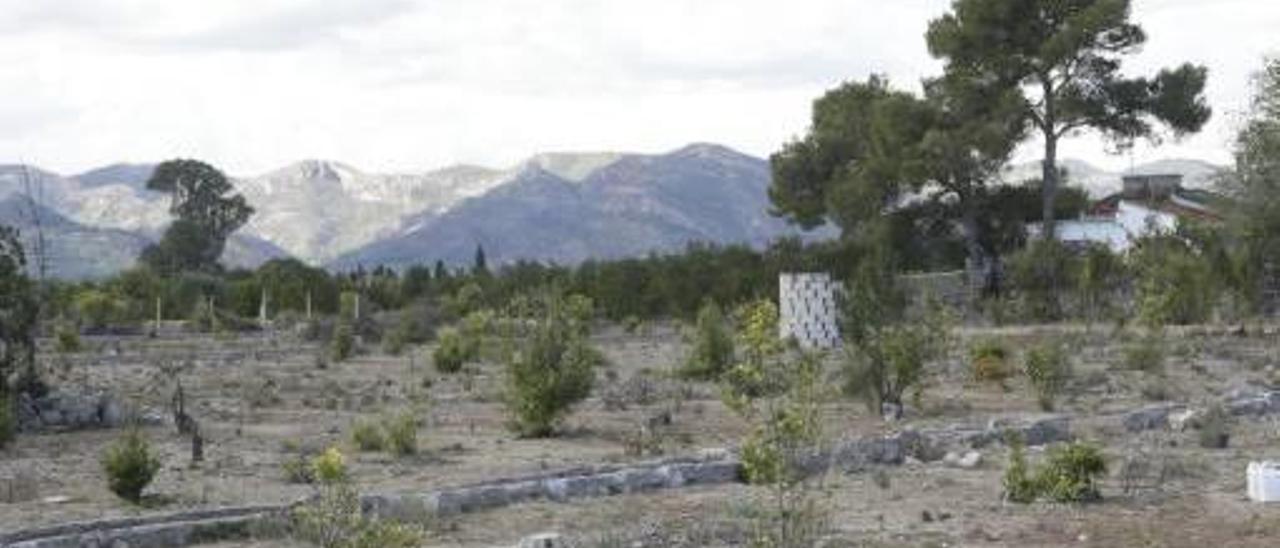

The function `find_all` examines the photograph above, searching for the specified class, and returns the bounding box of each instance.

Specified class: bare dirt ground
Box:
[5,321,1280,546]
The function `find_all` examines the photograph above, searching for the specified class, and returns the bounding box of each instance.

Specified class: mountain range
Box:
[0,144,1227,279]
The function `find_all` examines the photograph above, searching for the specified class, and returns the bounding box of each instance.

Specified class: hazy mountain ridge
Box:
[330,143,820,269]
[0,148,1228,277]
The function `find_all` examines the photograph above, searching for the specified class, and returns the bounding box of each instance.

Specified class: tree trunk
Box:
[960,202,990,298]
[1042,132,1059,240]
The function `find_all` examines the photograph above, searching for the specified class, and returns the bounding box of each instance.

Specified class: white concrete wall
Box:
[779,272,840,349]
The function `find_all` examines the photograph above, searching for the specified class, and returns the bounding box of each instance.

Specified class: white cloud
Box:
[0,0,1275,176]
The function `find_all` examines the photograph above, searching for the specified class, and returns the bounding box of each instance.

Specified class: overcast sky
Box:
[1,0,1277,176]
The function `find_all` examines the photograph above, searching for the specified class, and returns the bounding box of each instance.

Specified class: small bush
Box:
[282,454,316,484]
[432,327,468,374]
[1198,405,1231,449]
[843,322,943,413]
[969,338,1011,382]
[383,320,411,357]
[292,446,423,548]
[0,396,14,449]
[505,297,603,437]
[1003,437,1038,504]
[312,446,348,484]
[55,322,82,353]
[350,420,384,452]
[1131,234,1216,326]
[1004,438,1107,504]
[679,300,735,380]
[622,315,642,334]
[1036,441,1108,503]
[1123,335,1166,373]
[101,428,162,503]
[1025,341,1071,411]
[331,323,356,362]
[382,412,418,457]
[1007,239,1078,322]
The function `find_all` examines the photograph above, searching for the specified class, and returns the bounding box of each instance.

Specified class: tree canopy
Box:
[926,0,1211,237]
[769,74,1024,269]
[0,225,37,394]
[1222,57,1280,310]
[141,159,253,275]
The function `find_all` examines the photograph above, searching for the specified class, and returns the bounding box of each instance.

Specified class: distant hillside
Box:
[0,148,1229,277]
[0,195,150,279]
[331,144,823,269]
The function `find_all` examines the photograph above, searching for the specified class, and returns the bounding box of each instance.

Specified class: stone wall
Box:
[779,272,840,349]
[0,416,1074,548]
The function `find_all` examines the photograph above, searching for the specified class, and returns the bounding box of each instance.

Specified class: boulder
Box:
[944,450,982,469]
[1123,404,1184,433]
[1168,408,1202,431]
[518,532,564,548]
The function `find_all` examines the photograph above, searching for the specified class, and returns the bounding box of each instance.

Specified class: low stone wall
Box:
[1,506,280,548]
[0,416,1072,548]
[1121,390,1280,434]
[15,390,164,433]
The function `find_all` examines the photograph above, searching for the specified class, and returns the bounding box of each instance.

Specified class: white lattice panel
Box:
[779,272,840,349]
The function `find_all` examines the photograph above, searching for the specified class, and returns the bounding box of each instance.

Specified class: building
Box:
[1029,173,1220,253]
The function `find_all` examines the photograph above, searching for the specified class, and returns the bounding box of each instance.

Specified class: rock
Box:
[16,389,137,432]
[1227,397,1271,417]
[1168,408,1202,431]
[1019,416,1072,446]
[1123,404,1183,433]
[697,447,731,461]
[100,398,123,428]
[944,450,982,469]
[518,532,564,548]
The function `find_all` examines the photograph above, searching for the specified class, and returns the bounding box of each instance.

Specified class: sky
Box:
[0,0,1277,177]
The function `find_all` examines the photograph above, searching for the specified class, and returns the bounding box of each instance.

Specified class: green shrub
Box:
[1123,335,1166,373]
[0,396,14,449]
[292,446,423,548]
[622,315,642,334]
[55,322,82,353]
[1077,244,1127,323]
[331,323,356,362]
[432,327,468,374]
[719,302,828,547]
[679,300,735,380]
[383,316,413,356]
[312,446,348,484]
[969,338,1011,382]
[1004,439,1107,504]
[1003,437,1038,503]
[1036,441,1108,503]
[101,428,162,503]
[1025,341,1071,411]
[1131,234,1217,327]
[1007,239,1078,322]
[75,289,127,330]
[505,298,603,437]
[382,412,418,457]
[1199,405,1231,449]
[282,454,315,484]
[843,322,944,413]
[350,420,384,452]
